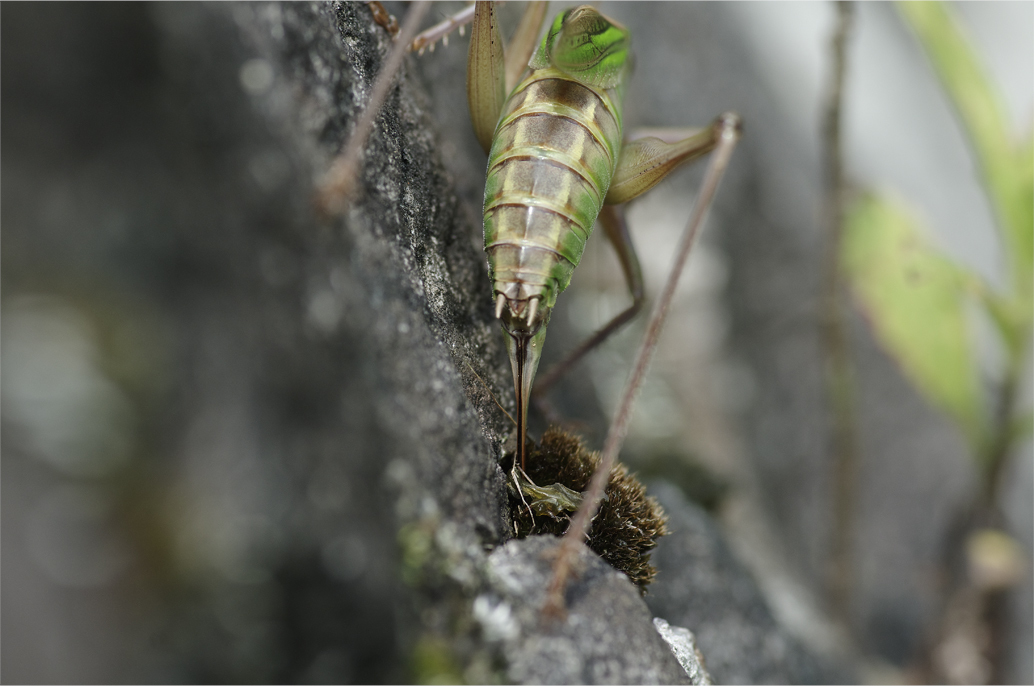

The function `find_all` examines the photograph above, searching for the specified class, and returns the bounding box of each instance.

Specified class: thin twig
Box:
[821,0,857,625]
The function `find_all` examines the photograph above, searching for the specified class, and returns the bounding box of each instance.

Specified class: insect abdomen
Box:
[483,69,623,310]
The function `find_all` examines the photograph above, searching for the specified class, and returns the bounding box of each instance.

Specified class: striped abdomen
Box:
[483,67,624,312]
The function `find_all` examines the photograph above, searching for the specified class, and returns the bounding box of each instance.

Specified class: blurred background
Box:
[3,2,1031,683]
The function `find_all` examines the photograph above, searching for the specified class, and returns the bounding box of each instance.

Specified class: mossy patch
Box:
[507,427,668,590]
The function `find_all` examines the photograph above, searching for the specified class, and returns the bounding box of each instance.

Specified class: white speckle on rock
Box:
[239,58,274,94]
[384,459,412,488]
[419,496,439,519]
[654,617,712,685]
[472,594,518,642]
[2,296,135,478]
[307,289,341,333]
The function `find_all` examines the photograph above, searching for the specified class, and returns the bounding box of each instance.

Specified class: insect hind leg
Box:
[531,120,729,418]
[410,4,475,55]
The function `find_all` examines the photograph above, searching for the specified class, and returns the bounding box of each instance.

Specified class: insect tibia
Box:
[410,4,475,55]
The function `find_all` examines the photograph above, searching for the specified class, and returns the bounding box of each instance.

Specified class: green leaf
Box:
[843,194,987,450]
[1013,132,1033,298]
[962,274,1031,360]
[897,1,1033,296]
[1010,412,1033,443]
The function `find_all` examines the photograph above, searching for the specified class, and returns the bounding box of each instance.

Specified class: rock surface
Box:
[646,482,854,684]
[3,2,511,682]
[483,536,691,684]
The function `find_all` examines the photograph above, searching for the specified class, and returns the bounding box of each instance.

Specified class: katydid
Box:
[451,1,741,614]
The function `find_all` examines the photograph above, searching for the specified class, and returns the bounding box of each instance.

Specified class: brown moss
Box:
[509,427,669,591]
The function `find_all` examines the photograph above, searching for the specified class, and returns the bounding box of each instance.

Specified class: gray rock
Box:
[481,536,691,684]
[645,482,854,684]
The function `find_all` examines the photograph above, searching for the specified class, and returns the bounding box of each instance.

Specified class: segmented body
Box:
[483,66,626,312]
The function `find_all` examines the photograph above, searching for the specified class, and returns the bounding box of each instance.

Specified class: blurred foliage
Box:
[410,635,466,685]
[897,3,1033,296]
[841,9,1030,678]
[966,528,1026,592]
[843,2,1032,472]
[842,196,984,448]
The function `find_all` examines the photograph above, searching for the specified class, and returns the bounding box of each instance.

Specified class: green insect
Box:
[340,1,741,613]
[443,1,741,611]
[455,3,739,471]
